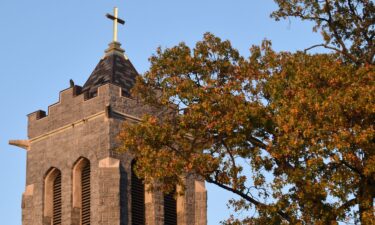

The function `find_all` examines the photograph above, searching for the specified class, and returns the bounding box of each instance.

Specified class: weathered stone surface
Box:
[21,55,207,224]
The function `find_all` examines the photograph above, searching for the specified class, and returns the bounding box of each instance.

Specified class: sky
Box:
[0,0,324,224]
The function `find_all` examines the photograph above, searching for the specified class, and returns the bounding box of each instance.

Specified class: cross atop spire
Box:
[106,7,125,43]
[82,7,136,97]
[104,7,126,57]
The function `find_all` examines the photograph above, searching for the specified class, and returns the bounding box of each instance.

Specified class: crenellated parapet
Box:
[27,83,157,139]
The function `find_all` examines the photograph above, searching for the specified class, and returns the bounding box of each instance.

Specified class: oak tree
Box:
[118,1,374,224]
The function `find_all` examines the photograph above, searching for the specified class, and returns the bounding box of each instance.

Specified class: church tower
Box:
[10,7,207,225]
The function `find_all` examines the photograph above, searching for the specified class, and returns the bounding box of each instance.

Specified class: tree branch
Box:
[325,198,358,222]
[297,14,329,23]
[304,43,343,52]
[247,135,267,149]
[304,44,357,62]
[221,139,241,189]
[206,176,293,223]
[347,0,362,23]
[336,198,358,214]
[323,0,357,63]
[341,160,364,177]
[347,0,373,56]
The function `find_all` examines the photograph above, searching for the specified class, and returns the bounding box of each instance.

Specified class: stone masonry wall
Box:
[23,83,207,225]
[25,85,115,224]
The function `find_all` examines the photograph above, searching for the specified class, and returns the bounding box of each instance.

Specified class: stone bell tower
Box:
[10,7,207,225]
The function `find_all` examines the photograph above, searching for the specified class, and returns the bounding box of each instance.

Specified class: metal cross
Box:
[106,7,125,43]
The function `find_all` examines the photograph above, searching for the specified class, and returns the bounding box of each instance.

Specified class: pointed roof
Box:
[82,42,138,97]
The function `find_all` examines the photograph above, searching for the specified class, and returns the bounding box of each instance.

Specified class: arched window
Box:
[72,158,90,225]
[44,168,62,225]
[164,189,177,225]
[131,160,145,225]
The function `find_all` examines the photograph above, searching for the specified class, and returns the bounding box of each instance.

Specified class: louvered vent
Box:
[81,163,91,225]
[164,191,177,225]
[131,162,145,225]
[53,173,62,225]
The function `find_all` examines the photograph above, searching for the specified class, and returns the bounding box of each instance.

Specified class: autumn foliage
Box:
[118,1,374,224]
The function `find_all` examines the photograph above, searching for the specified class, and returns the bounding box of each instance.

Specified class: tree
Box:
[118,1,374,224]
[272,0,374,65]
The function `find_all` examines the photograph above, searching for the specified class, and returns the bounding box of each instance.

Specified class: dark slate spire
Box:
[82,42,138,97]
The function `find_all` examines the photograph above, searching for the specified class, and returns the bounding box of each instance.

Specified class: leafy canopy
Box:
[118,1,374,224]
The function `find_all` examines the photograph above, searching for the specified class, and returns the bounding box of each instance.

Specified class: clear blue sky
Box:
[0,0,324,224]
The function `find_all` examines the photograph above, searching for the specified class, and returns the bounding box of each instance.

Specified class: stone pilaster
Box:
[145,184,164,225]
[177,177,196,225]
[98,157,121,225]
[194,180,207,225]
[21,184,35,225]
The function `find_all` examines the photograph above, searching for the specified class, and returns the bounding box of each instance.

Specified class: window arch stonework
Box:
[72,157,91,225]
[131,160,145,225]
[44,167,62,225]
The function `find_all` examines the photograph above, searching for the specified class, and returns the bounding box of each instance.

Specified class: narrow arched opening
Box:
[163,189,177,225]
[44,167,62,225]
[72,157,90,225]
[131,160,145,225]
